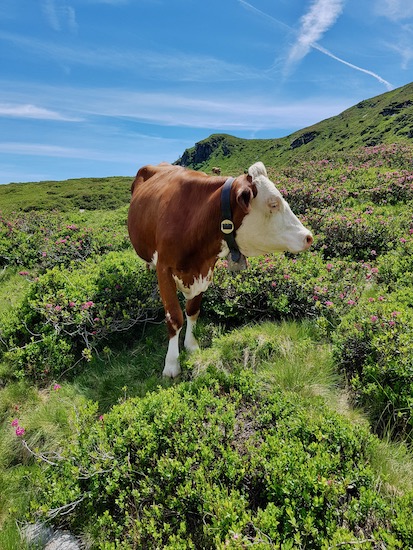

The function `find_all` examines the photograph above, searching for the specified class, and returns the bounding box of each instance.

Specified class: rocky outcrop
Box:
[176,135,234,167]
[290,131,318,149]
[380,100,413,117]
[21,523,81,549]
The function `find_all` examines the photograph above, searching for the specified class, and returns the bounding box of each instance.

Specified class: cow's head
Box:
[235,162,313,256]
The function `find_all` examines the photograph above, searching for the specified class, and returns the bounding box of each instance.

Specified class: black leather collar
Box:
[220,177,242,263]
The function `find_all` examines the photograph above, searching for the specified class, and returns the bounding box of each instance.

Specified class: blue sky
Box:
[1,0,413,185]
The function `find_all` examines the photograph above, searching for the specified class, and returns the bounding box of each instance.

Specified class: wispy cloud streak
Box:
[41,0,78,32]
[0,82,353,132]
[0,103,83,121]
[238,0,393,90]
[0,142,133,162]
[237,0,290,31]
[376,0,413,21]
[0,31,260,82]
[286,0,344,69]
[312,44,393,90]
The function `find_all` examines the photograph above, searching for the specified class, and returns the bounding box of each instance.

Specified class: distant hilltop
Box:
[175,81,413,173]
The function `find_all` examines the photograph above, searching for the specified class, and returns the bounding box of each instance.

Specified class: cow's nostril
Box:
[306,234,313,247]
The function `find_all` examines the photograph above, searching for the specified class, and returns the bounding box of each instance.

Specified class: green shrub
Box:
[0,251,161,382]
[0,210,130,271]
[30,370,413,549]
[377,236,413,289]
[332,291,413,438]
[203,252,370,332]
[307,207,401,261]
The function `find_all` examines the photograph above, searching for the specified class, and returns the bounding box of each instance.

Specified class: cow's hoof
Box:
[162,361,181,378]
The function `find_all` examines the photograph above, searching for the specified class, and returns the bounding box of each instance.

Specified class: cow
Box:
[128,161,313,378]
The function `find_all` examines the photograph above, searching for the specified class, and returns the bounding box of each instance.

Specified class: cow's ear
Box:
[236,185,254,214]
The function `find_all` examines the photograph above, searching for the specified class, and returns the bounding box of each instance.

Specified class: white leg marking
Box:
[184,313,200,352]
[163,329,182,378]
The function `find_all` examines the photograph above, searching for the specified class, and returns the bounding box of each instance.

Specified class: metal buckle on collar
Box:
[221,219,234,234]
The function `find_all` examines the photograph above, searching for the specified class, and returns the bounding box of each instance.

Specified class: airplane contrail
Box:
[237,0,393,90]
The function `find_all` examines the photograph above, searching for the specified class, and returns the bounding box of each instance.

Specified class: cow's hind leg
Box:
[157,265,184,378]
[184,293,203,352]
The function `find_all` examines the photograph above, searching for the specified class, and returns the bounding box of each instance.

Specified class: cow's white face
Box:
[236,162,313,256]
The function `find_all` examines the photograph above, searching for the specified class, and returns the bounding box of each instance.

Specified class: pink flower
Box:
[69,301,76,308]
[347,299,356,305]
[370,316,378,323]
[325,301,334,307]
[271,282,277,288]
[53,384,62,391]
[54,305,62,312]
[378,296,385,301]
[15,426,25,436]
[11,418,19,427]
[99,415,104,422]
[368,297,375,303]
[81,301,95,310]
[41,251,47,257]
[370,250,377,256]
[326,263,333,271]
[391,311,401,317]
[400,237,407,244]
[18,271,29,276]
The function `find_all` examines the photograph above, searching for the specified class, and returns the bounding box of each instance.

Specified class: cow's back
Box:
[127,163,221,265]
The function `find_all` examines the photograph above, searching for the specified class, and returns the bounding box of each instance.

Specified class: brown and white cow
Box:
[128,161,313,377]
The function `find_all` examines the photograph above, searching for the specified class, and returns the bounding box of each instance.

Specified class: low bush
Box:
[203,252,371,331]
[377,236,413,289]
[307,207,402,261]
[332,291,413,438]
[0,251,161,383]
[0,210,130,271]
[30,370,413,549]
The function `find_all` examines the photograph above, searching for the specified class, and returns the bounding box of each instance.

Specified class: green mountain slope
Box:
[176,81,413,173]
[0,176,132,214]
[1,81,412,213]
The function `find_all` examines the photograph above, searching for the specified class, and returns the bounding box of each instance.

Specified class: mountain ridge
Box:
[175,81,413,172]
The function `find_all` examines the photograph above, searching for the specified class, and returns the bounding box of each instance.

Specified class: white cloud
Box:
[286,0,345,69]
[0,82,354,132]
[42,0,60,30]
[385,39,413,70]
[0,31,259,83]
[0,142,132,162]
[41,0,78,32]
[39,87,353,131]
[376,0,413,21]
[0,103,83,121]
[238,1,392,90]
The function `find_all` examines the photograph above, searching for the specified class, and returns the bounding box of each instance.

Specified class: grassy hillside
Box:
[176,81,413,173]
[1,141,413,547]
[0,175,132,215]
[1,85,413,548]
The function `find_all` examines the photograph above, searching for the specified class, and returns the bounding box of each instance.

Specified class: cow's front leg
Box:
[157,264,184,378]
[184,293,203,353]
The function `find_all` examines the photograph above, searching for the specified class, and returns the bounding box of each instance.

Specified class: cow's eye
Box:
[267,196,281,212]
